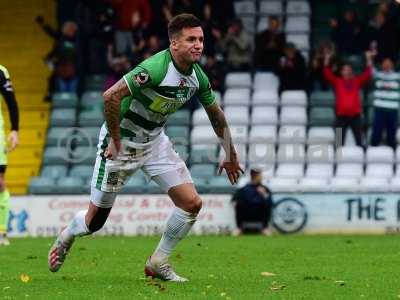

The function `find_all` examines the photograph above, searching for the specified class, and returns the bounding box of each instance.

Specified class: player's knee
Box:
[186,195,202,214]
[87,217,107,233]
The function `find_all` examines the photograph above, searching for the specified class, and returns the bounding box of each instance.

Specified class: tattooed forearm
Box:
[103,79,130,140]
[205,104,237,159]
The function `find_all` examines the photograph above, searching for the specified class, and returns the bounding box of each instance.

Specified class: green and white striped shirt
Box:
[120,49,215,144]
[373,70,400,110]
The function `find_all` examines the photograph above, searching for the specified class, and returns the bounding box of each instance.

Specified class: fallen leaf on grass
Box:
[146,277,167,292]
[270,281,286,292]
[335,280,345,286]
[304,276,328,281]
[261,272,276,277]
[20,274,31,283]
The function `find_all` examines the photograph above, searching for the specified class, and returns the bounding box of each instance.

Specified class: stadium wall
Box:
[8,194,400,237]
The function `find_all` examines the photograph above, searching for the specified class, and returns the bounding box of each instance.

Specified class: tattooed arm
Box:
[204,103,244,184]
[103,79,130,158]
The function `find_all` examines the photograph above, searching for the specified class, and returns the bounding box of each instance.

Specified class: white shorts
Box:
[90,126,193,207]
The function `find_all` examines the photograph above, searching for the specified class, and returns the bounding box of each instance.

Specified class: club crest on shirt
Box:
[179,78,187,88]
[134,72,150,86]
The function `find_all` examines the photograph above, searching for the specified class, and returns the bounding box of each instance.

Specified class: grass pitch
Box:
[0,235,399,299]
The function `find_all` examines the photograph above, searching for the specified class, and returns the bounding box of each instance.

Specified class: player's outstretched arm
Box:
[103,79,130,159]
[204,103,244,184]
[0,68,19,152]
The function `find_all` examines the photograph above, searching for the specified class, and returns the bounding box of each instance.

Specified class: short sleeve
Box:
[122,50,168,95]
[123,66,153,94]
[194,64,216,107]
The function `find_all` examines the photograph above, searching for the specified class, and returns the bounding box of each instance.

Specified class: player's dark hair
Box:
[168,13,202,39]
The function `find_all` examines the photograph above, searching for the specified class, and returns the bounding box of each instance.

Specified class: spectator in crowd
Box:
[201,2,223,57]
[309,40,338,91]
[104,55,131,91]
[109,0,151,55]
[370,57,400,149]
[276,43,307,93]
[147,0,170,43]
[231,168,273,236]
[203,55,226,92]
[172,0,203,16]
[219,19,251,71]
[254,16,286,71]
[36,17,80,96]
[204,0,235,31]
[141,34,163,60]
[323,50,374,147]
[330,9,366,56]
[368,2,400,63]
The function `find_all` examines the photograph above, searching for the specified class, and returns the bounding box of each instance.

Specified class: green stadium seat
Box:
[71,146,97,165]
[69,165,93,179]
[46,127,69,146]
[165,126,189,139]
[207,176,235,193]
[309,91,335,107]
[192,177,209,193]
[166,109,190,125]
[29,177,56,194]
[55,177,85,194]
[309,107,335,126]
[190,147,218,164]
[76,127,100,146]
[173,145,189,162]
[78,110,104,127]
[43,147,68,165]
[190,164,216,178]
[41,165,68,179]
[121,174,146,194]
[85,74,106,91]
[145,180,163,193]
[52,92,78,108]
[50,108,76,127]
[81,91,103,111]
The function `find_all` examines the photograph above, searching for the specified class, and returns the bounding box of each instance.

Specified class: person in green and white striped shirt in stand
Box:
[370,57,400,149]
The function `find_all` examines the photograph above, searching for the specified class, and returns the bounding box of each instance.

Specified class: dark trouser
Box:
[335,115,363,147]
[370,108,398,149]
[235,199,273,231]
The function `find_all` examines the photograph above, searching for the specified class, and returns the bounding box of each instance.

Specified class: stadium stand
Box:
[0,0,53,194]
[17,0,400,195]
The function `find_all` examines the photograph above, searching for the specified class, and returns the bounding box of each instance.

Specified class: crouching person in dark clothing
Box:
[231,168,273,236]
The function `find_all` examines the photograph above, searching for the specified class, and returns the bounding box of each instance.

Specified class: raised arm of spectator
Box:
[35,16,59,40]
[322,51,338,85]
[357,51,374,86]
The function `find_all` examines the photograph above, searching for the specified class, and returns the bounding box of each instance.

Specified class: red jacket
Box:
[323,66,372,117]
[110,0,152,31]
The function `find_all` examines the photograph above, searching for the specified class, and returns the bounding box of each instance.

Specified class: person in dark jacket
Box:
[276,42,307,93]
[254,16,286,71]
[231,168,273,236]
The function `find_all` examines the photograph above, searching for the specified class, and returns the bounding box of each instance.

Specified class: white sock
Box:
[60,210,91,244]
[152,207,197,264]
